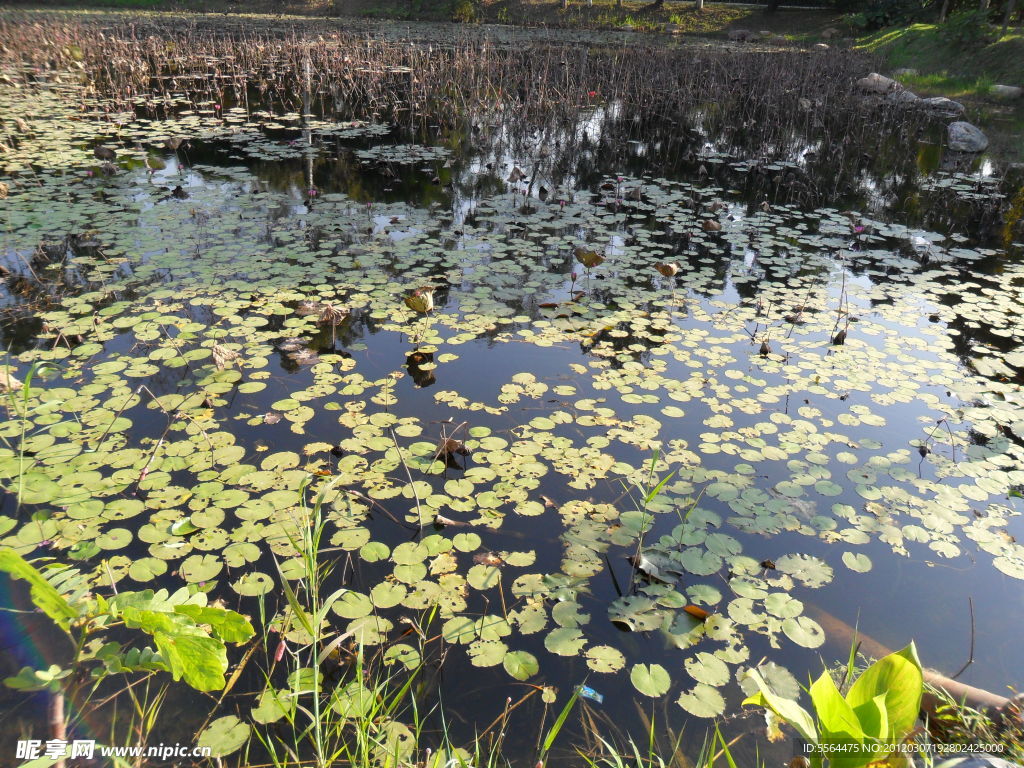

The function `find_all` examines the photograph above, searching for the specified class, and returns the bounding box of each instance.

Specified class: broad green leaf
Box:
[153,630,228,691]
[846,643,922,741]
[742,669,817,742]
[0,550,78,630]
[174,604,255,644]
[809,670,864,743]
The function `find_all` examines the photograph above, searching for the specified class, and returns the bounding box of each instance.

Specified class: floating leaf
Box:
[198,716,250,757]
[630,663,671,697]
[503,650,539,680]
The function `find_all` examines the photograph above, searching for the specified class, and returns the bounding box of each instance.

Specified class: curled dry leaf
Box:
[472,552,503,566]
[212,344,240,371]
[683,605,711,622]
[574,247,604,268]
[319,303,349,325]
[404,287,435,314]
[437,437,469,458]
[0,368,22,392]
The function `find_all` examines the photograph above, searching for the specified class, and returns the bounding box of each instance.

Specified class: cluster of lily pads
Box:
[1,52,1023,727]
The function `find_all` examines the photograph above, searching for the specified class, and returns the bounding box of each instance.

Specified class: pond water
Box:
[1,15,1023,766]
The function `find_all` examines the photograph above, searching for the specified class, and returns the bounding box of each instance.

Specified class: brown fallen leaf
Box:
[473,552,504,566]
[574,247,604,269]
[436,437,469,458]
[683,605,710,622]
[0,367,22,392]
[212,344,240,371]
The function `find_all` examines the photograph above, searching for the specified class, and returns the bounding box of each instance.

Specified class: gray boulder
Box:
[920,96,965,115]
[889,89,920,104]
[990,84,1023,100]
[728,29,759,42]
[857,72,899,93]
[947,121,989,153]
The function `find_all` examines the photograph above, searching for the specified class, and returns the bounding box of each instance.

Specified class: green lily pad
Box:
[630,663,671,697]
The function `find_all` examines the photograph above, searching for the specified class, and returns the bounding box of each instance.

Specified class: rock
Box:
[813,42,829,50]
[947,121,989,153]
[990,84,1023,100]
[821,26,840,38]
[856,72,899,94]
[728,29,758,42]
[889,89,919,103]
[893,67,918,77]
[920,96,965,115]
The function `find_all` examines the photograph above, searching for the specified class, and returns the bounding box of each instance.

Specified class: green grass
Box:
[856,22,1024,98]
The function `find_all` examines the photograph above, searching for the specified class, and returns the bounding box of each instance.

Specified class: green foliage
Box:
[450,0,477,21]
[842,0,921,30]
[940,9,994,45]
[0,549,254,693]
[0,549,79,630]
[743,643,924,767]
[925,683,1024,762]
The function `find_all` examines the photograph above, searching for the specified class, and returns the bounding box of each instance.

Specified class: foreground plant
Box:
[743,643,924,767]
[0,549,254,756]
